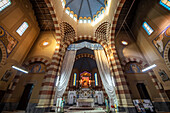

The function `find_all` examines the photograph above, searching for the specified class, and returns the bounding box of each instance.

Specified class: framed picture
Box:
[1,69,13,82]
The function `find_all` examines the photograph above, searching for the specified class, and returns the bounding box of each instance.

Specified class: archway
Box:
[53,41,117,110]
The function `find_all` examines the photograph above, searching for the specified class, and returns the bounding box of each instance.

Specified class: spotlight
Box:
[121,41,128,45]
[43,41,49,46]
[12,66,28,74]
[142,64,157,72]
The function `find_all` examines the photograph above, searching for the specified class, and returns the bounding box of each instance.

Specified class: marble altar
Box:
[76,98,94,107]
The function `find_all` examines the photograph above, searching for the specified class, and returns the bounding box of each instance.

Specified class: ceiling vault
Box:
[65,0,75,7]
[78,0,83,19]
[97,0,105,7]
[87,0,93,18]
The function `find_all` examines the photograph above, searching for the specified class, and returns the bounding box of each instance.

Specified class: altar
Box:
[77,98,94,107]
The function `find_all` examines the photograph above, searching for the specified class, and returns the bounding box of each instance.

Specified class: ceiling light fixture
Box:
[142,64,157,72]
[43,41,49,46]
[121,41,128,45]
[12,66,28,74]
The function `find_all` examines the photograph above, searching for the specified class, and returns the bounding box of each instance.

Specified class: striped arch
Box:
[121,57,169,102]
[0,41,7,65]
[164,41,170,70]
[110,0,126,46]
[44,0,61,42]
[38,35,110,106]
[75,53,95,61]
[24,57,51,70]
[121,57,149,68]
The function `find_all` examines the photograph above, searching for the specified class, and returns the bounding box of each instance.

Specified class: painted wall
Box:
[0,0,40,91]
[131,0,170,90]
[126,73,161,101]
[10,73,45,104]
[115,31,144,61]
[26,31,57,61]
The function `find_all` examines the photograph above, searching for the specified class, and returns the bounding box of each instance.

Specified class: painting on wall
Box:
[124,62,142,73]
[152,25,170,57]
[158,69,170,82]
[0,26,18,57]
[1,69,13,82]
[28,63,46,73]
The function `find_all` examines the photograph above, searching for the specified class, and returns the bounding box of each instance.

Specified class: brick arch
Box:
[164,41,170,70]
[110,0,126,47]
[120,56,169,102]
[121,57,149,68]
[75,53,95,61]
[23,57,51,70]
[38,35,111,106]
[0,41,7,65]
[38,34,136,107]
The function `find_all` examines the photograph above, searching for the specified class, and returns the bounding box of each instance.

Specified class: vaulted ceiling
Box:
[115,0,140,34]
[29,0,141,36]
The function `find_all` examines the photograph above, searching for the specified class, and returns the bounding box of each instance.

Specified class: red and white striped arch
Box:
[164,41,170,70]
[0,41,7,66]
[38,0,133,107]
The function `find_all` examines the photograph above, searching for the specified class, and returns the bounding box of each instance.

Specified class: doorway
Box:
[17,84,34,110]
[136,83,150,99]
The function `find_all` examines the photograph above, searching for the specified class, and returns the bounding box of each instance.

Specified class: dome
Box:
[64,0,108,21]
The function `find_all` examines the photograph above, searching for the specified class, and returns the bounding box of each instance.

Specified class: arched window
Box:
[0,0,11,12]
[73,73,77,86]
[94,73,98,86]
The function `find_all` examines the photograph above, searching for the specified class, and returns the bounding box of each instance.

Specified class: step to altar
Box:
[65,110,106,113]
[68,106,94,110]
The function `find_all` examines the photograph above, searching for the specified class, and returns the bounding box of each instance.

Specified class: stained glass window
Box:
[0,0,11,12]
[142,22,154,35]
[73,73,77,86]
[160,0,170,10]
[16,22,29,36]
[94,73,98,86]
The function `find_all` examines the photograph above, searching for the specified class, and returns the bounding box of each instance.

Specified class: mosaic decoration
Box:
[0,26,18,57]
[1,69,12,82]
[124,62,142,73]
[29,63,46,73]
[152,25,170,57]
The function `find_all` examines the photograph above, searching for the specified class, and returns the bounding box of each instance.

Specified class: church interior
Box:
[0,0,170,113]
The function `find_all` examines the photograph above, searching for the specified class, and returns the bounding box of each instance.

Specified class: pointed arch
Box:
[164,41,170,70]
